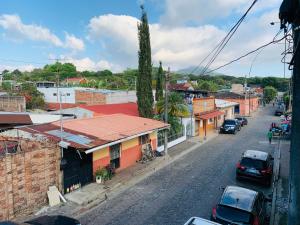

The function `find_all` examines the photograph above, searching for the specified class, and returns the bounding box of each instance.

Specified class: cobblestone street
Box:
[79,106,278,225]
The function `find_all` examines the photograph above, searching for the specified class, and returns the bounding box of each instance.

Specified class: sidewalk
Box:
[271,139,290,225]
[27,132,219,220]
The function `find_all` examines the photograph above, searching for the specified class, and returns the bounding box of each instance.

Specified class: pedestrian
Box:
[267,129,273,144]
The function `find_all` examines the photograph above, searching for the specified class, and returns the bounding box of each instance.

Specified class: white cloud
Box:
[65,33,85,51]
[86,9,285,76]
[60,56,122,72]
[0,14,85,51]
[0,64,37,72]
[160,0,282,26]
[0,14,63,46]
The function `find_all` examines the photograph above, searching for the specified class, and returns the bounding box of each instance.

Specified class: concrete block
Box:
[47,190,60,207]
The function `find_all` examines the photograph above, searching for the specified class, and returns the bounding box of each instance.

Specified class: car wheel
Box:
[233,130,237,135]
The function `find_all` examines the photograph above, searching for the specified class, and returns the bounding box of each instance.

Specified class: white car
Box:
[184,217,221,225]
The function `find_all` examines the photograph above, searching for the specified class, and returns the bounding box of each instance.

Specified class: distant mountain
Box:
[175,66,225,76]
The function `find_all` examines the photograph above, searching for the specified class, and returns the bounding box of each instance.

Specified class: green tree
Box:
[20,83,45,109]
[155,61,164,101]
[263,86,277,103]
[155,92,189,133]
[137,5,154,118]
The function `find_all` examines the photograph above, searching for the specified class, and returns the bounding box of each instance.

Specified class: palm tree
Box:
[155,92,189,134]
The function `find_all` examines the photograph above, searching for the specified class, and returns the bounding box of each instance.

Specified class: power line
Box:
[201,0,258,75]
[205,33,288,74]
[189,0,258,76]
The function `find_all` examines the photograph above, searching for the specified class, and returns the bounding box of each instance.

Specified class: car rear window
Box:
[217,205,252,224]
[224,120,236,125]
[241,158,267,170]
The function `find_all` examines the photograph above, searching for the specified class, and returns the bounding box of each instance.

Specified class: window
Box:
[110,144,120,169]
[66,93,70,96]
[209,118,213,123]
[139,134,149,145]
[53,93,57,96]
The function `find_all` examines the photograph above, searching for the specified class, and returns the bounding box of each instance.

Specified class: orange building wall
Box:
[222,97,259,116]
[93,147,110,174]
[193,97,215,114]
[92,132,158,173]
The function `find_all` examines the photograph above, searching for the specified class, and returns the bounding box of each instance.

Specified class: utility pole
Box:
[279,0,300,224]
[164,67,170,155]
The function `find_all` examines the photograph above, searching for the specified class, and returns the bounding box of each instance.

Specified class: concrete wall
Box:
[222,97,259,116]
[106,91,137,104]
[51,107,94,119]
[0,137,61,221]
[0,96,26,112]
[37,87,76,104]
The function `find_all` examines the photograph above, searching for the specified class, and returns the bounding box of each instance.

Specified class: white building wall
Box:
[37,87,76,103]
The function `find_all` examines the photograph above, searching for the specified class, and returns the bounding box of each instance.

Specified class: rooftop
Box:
[215,99,239,108]
[220,186,257,212]
[215,92,257,99]
[52,114,169,142]
[80,102,139,117]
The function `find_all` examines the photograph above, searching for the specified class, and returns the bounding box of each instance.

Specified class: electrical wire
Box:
[186,0,258,76]
[199,0,258,75]
[204,32,288,74]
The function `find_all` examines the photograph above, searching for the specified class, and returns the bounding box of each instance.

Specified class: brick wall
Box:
[193,97,215,114]
[0,96,26,112]
[0,137,61,220]
[75,90,106,105]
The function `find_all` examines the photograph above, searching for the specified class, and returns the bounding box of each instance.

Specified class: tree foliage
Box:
[263,86,277,103]
[155,61,164,101]
[155,92,189,134]
[136,6,154,118]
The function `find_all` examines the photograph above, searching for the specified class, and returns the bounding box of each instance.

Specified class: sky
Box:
[0,0,289,77]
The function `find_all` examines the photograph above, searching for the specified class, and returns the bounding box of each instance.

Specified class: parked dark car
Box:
[236,117,248,126]
[25,215,81,225]
[236,150,273,186]
[274,108,284,116]
[211,186,270,225]
[219,119,240,134]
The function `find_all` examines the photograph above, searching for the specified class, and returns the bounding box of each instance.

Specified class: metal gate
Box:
[62,148,93,193]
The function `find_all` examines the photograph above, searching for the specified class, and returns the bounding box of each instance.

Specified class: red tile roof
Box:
[197,110,224,120]
[80,102,139,117]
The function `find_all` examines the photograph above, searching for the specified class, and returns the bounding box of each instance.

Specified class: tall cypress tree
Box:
[137,5,153,118]
[155,61,164,101]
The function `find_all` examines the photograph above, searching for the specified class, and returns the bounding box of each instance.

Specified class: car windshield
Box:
[224,120,236,125]
[217,205,252,224]
[241,158,267,170]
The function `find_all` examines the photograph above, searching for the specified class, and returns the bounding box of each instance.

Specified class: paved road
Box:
[79,106,278,225]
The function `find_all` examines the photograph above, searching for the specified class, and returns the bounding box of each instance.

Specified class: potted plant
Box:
[95,167,108,184]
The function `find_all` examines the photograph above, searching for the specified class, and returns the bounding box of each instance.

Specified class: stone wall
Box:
[0,96,26,112]
[0,137,61,220]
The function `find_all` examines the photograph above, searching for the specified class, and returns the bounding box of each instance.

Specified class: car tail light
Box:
[261,167,272,174]
[236,162,245,170]
[253,215,260,225]
[212,206,217,220]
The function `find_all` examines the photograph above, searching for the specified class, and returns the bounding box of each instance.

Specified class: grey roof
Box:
[47,130,93,146]
[220,186,257,212]
[243,150,268,161]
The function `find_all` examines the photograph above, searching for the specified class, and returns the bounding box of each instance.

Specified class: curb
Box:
[270,138,282,225]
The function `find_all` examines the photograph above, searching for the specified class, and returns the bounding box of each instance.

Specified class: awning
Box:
[197,110,224,120]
